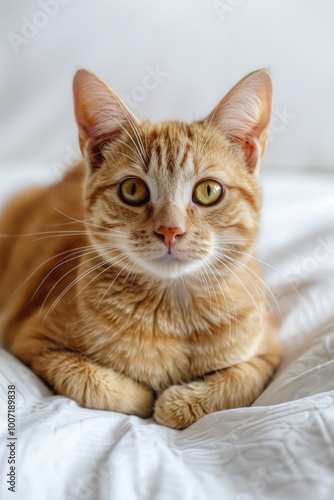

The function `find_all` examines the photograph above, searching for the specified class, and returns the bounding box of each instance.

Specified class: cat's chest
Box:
[97,320,226,391]
[80,286,235,390]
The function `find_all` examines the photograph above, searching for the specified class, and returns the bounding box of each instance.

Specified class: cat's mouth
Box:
[142,252,203,279]
[154,253,183,263]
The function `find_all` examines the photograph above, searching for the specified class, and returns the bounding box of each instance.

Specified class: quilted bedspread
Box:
[0,165,333,500]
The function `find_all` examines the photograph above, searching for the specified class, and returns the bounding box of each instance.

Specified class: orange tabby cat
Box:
[0,68,281,429]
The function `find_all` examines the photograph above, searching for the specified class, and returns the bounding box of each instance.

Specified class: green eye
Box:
[193,180,223,206]
[118,178,150,206]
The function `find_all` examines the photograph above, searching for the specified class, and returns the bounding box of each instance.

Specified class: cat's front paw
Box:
[154,383,207,429]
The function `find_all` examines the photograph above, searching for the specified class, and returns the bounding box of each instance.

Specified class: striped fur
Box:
[0,69,281,429]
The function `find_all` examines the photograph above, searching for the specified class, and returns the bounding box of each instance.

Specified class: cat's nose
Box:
[155,226,185,249]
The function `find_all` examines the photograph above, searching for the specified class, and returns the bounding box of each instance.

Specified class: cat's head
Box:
[73,68,272,280]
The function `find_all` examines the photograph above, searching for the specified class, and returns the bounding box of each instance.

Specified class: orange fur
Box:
[0,69,281,429]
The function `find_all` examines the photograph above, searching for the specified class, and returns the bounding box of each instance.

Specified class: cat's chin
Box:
[136,254,203,280]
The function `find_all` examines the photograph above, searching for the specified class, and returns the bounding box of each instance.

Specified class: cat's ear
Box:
[73,69,140,169]
[204,69,272,174]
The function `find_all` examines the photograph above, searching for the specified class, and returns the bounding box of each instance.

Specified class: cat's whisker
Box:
[201,257,227,334]
[121,256,144,294]
[118,254,148,299]
[55,245,114,266]
[129,267,140,293]
[32,230,100,239]
[215,251,283,319]
[96,111,145,165]
[202,269,215,313]
[32,227,127,241]
[110,89,148,160]
[34,232,124,242]
[194,261,215,313]
[43,256,115,323]
[193,265,213,313]
[51,207,102,229]
[203,256,237,347]
[196,110,224,160]
[96,148,138,165]
[10,244,101,298]
[218,253,275,315]
[1,227,126,240]
[112,138,144,165]
[31,244,114,303]
[44,221,86,228]
[118,259,137,294]
[178,270,188,301]
[210,256,265,349]
[71,255,128,305]
[96,258,132,309]
[196,104,221,159]
[206,262,235,351]
[40,251,114,322]
[198,144,231,165]
[215,236,297,257]
[214,254,266,322]
[121,112,147,163]
[52,207,123,233]
[36,228,126,236]
[227,248,305,303]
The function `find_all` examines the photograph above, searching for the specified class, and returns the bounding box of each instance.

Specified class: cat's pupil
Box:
[206,184,211,197]
[131,183,136,196]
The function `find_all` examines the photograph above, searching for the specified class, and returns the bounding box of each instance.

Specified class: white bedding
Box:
[0,166,334,500]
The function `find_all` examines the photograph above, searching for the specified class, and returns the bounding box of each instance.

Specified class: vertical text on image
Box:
[6,385,17,493]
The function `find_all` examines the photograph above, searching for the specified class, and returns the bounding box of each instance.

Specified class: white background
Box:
[1,4,334,498]
[1,0,334,171]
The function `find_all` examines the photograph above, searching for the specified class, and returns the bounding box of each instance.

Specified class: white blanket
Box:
[0,166,334,500]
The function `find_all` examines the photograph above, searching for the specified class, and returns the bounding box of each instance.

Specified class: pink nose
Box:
[155,226,184,250]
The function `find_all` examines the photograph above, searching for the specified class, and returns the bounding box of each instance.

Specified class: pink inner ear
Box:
[233,136,260,173]
[73,69,141,149]
[204,69,273,174]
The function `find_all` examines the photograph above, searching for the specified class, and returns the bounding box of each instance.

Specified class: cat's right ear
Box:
[73,69,140,170]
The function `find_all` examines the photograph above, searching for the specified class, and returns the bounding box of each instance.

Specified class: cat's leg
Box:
[154,352,281,429]
[10,336,154,417]
[32,351,154,417]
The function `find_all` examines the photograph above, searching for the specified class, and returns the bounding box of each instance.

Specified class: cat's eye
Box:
[118,178,150,206]
[193,180,223,206]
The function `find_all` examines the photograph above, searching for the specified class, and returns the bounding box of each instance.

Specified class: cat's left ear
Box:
[204,69,273,174]
[73,69,141,169]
